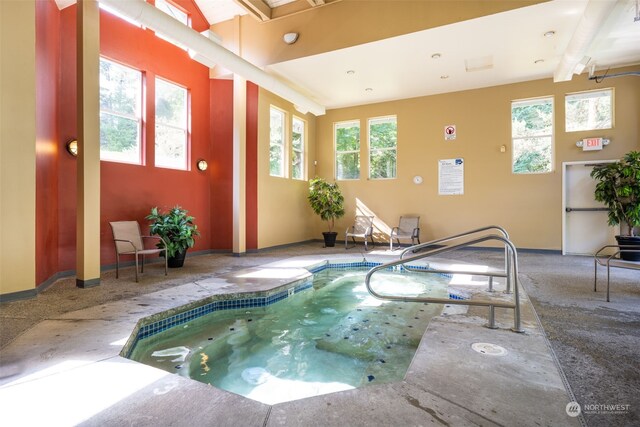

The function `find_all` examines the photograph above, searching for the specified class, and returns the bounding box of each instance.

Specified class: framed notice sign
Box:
[438,158,464,195]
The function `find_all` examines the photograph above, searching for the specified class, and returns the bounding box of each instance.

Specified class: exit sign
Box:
[583,137,603,151]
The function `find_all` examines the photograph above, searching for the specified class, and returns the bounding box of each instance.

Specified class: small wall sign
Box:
[444,125,456,141]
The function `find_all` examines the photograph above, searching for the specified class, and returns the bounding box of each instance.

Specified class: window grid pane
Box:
[335,121,360,180]
[270,107,286,177]
[155,78,188,170]
[99,58,142,164]
[565,89,613,132]
[292,117,305,180]
[369,116,397,179]
[511,97,553,174]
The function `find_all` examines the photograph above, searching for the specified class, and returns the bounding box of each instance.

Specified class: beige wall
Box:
[257,88,318,248]
[213,0,545,68]
[313,66,640,250]
[0,0,37,294]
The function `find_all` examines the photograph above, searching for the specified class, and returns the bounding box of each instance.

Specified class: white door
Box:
[562,161,618,256]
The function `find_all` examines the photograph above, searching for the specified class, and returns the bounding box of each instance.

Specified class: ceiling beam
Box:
[233,0,272,21]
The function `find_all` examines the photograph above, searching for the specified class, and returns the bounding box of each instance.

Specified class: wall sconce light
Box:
[66,139,78,157]
[283,32,299,45]
[196,159,208,171]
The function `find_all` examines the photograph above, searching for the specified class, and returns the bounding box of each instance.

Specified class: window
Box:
[269,107,286,177]
[335,120,360,180]
[565,89,613,132]
[155,0,189,47]
[99,58,142,164]
[511,97,553,174]
[292,116,305,180]
[155,78,188,170]
[369,116,397,179]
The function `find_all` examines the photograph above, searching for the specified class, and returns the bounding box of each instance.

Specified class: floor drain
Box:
[471,342,507,356]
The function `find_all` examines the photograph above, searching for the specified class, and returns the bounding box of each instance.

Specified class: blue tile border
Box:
[123,260,465,358]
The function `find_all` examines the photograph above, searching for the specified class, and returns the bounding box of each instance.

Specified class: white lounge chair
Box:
[390,216,420,250]
[345,215,375,250]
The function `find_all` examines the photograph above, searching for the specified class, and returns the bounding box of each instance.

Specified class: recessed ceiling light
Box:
[440,75,449,79]
[346,70,355,75]
[534,59,544,64]
[431,53,441,59]
[544,30,555,37]
[365,87,373,92]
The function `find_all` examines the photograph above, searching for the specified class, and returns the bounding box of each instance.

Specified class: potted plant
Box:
[591,151,640,261]
[146,206,200,268]
[308,177,345,247]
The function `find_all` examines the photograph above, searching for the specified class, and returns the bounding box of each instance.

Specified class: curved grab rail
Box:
[400,225,515,293]
[366,234,523,332]
[400,225,510,259]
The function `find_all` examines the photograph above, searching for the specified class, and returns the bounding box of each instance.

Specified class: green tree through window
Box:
[369,116,397,179]
[511,98,553,174]
[155,78,188,170]
[270,107,286,177]
[335,121,360,180]
[99,58,142,164]
[292,117,305,180]
[565,89,612,132]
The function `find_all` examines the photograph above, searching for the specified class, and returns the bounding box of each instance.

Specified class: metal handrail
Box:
[400,225,514,293]
[593,244,640,302]
[365,234,524,333]
[400,225,510,257]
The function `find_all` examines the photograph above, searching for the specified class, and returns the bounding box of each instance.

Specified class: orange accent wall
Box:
[35,0,61,285]
[209,79,233,249]
[57,3,215,270]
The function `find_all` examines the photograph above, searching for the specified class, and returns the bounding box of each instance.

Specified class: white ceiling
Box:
[56,0,640,112]
[196,0,299,24]
[263,0,640,110]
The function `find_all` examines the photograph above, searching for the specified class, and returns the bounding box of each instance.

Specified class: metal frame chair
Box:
[390,216,420,250]
[593,244,640,302]
[110,221,168,282]
[345,215,375,250]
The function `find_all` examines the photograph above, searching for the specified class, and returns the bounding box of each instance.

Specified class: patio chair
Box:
[390,216,420,250]
[345,215,375,250]
[110,221,168,282]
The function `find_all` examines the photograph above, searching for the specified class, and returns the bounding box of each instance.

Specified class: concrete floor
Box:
[0,243,638,426]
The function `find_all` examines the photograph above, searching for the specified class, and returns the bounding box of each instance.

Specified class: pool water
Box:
[129,268,448,404]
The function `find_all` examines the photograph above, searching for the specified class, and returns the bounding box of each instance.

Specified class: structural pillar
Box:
[0,0,37,298]
[232,74,247,256]
[75,0,101,287]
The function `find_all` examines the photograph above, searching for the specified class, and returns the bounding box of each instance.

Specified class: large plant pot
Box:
[168,249,187,268]
[322,232,338,248]
[615,235,640,261]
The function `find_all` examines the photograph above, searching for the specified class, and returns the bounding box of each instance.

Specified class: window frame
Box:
[154,76,189,171]
[99,56,143,165]
[154,0,191,47]
[511,96,554,175]
[565,88,614,132]
[269,105,287,178]
[291,116,306,181]
[368,115,397,180]
[334,120,361,181]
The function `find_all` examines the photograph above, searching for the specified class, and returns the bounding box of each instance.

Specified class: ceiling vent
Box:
[465,55,493,72]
